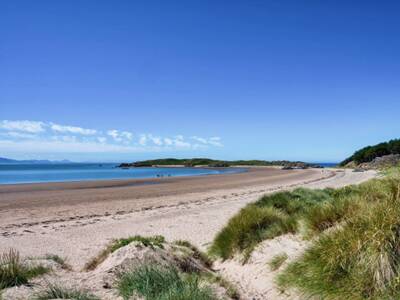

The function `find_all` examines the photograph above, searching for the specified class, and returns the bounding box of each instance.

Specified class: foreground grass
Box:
[117,263,216,300]
[44,254,72,271]
[209,188,350,260]
[278,175,400,299]
[211,167,400,298]
[84,235,165,271]
[0,249,50,289]
[268,253,288,271]
[173,240,213,269]
[34,284,100,300]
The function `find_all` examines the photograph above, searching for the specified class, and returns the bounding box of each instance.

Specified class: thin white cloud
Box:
[174,139,191,148]
[121,131,133,140]
[191,136,223,147]
[107,130,120,141]
[191,136,208,144]
[164,138,173,146]
[0,119,223,154]
[51,135,78,143]
[148,134,163,146]
[50,123,97,135]
[0,120,45,133]
[97,137,107,143]
[2,131,38,139]
[138,134,147,146]
[107,130,133,143]
[0,139,142,153]
[209,136,223,147]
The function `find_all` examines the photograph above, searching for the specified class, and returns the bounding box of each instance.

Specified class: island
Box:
[118,158,322,169]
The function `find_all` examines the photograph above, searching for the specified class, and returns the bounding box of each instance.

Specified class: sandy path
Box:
[0,168,375,273]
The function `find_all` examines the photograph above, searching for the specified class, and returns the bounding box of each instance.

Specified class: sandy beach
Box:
[0,167,374,268]
[0,166,378,299]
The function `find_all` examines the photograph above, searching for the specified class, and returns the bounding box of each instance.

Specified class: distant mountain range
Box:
[0,157,72,164]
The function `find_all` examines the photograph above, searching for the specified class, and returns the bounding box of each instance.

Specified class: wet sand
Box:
[0,167,320,226]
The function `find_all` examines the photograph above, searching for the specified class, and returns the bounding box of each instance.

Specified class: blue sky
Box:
[1,1,400,162]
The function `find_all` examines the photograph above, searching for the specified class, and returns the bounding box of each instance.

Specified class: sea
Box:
[0,163,244,185]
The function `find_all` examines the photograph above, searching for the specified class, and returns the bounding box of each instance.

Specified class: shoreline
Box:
[0,165,246,186]
[0,167,325,231]
[0,168,326,239]
[0,168,375,270]
[0,168,338,263]
[0,167,377,299]
[0,166,251,193]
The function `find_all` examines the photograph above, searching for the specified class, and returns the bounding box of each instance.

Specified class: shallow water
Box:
[0,163,243,184]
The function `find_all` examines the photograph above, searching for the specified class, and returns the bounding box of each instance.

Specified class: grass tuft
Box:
[117,263,216,300]
[0,249,50,289]
[268,253,288,271]
[44,254,72,270]
[203,273,240,299]
[34,283,100,300]
[110,235,165,252]
[173,240,213,268]
[209,188,336,261]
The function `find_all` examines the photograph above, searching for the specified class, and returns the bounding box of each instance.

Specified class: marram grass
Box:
[117,263,216,300]
[278,172,400,299]
[268,253,288,271]
[0,249,50,289]
[211,167,400,298]
[34,283,100,300]
[209,188,343,260]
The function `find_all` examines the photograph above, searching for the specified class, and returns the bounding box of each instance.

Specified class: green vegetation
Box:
[117,263,216,300]
[119,158,318,168]
[173,240,213,268]
[277,174,400,299]
[34,284,100,300]
[0,249,50,290]
[341,138,400,165]
[109,235,165,252]
[84,235,165,271]
[209,188,342,261]
[44,254,71,270]
[268,253,288,271]
[211,166,400,299]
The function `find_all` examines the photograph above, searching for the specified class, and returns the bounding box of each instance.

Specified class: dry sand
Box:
[0,167,377,299]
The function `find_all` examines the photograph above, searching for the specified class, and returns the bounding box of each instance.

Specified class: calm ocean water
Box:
[0,163,244,185]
